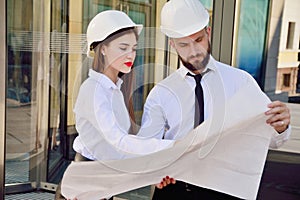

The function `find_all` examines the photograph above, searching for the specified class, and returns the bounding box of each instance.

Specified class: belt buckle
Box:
[185,183,192,192]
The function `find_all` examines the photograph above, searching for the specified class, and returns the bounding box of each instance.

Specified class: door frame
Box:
[0,0,7,198]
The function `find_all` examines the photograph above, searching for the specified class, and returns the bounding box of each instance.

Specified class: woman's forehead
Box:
[109,32,137,45]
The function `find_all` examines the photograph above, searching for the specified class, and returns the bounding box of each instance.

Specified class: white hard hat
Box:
[160,0,209,38]
[86,10,143,58]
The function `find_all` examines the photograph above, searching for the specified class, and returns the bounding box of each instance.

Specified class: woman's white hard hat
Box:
[86,10,143,58]
[160,0,209,38]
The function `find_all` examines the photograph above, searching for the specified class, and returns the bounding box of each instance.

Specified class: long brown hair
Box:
[91,27,139,134]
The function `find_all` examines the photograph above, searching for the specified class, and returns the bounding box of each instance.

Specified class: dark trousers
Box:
[152,181,243,200]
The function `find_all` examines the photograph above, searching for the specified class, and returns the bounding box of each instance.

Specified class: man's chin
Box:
[191,62,205,70]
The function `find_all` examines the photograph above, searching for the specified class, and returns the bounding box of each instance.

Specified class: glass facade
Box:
[4,0,193,196]
[5,0,68,188]
[2,0,299,199]
[3,0,212,195]
[234,0,269,84]
[6,0,41,186]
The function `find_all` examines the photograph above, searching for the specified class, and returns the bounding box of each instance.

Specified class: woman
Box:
[72,10,174,161]
[56,10,174,200]
[56,10,174,199]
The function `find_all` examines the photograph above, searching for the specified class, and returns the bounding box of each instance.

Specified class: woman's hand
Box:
[155,176,176,189]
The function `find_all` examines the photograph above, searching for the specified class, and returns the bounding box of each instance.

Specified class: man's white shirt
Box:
[139,56,290,148]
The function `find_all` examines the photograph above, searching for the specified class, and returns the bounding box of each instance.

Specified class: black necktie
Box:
[187,73,204,127]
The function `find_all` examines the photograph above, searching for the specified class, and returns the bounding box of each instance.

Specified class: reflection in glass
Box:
[6,0,39,185]
[5,0,66,188]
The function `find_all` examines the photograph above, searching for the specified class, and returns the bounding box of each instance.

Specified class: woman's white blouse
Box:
[73,69,174,160]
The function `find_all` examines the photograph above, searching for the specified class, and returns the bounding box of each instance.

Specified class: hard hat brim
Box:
[160,18,209,38]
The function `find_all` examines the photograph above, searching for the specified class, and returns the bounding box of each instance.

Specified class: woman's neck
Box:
[103,67,119,84]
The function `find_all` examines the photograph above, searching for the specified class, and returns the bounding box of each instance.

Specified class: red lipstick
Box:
[124,62,133,67]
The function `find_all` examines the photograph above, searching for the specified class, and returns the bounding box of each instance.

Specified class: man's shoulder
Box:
[148,70,184,97]
[213,60,258,89]
[215,60,252,78]
[157,69,182,86]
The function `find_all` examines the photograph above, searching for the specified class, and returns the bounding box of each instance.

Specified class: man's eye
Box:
[120,47,127,51]
[179,44,188,47]
[196,37,203,42]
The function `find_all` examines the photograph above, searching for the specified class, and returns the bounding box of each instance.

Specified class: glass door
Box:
[46,0,69,184]
[0,0,6,198]
[5,0,68,194]
[5,0,50,193]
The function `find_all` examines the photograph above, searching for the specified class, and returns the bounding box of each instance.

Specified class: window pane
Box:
[286,22,295,49]
[234,0,269,83]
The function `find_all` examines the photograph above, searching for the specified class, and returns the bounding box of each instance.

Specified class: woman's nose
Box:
[126,50,136,59]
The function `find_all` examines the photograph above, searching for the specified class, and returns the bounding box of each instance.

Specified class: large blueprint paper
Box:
[61,82,276,200]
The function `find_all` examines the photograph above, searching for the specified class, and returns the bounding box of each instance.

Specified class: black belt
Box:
[152,181,243,200]
[176,181,200,192]
[74,152,93,161]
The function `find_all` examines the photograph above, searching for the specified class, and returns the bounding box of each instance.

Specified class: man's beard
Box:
[179,42,211,72]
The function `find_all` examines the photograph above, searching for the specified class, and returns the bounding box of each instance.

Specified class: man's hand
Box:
[265,101,290,133]
[155,176,176,189]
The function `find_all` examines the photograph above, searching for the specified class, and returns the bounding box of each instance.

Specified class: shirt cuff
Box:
[269,125,291,148]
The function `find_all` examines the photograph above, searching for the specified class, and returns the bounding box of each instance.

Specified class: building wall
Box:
[68,0,83,127]
[264,0,286,100]
[276,0,300,95]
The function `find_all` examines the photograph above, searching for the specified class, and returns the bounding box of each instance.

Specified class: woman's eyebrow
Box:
[119,43,138,46]
[119,43,129,46]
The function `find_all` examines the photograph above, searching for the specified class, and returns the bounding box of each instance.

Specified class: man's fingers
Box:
[170,178,176,184]
[156,176,176,189]
[156,182,163,189]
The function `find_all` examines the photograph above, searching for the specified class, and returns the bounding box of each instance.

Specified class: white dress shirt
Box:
[73,69,174,160]
[139,56,290,148]
[62,79,280,200]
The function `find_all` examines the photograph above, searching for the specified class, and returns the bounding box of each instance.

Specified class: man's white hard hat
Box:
[86,10,143,58]
[160,0,209,38]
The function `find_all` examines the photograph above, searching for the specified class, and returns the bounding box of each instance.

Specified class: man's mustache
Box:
[188,53,204,61]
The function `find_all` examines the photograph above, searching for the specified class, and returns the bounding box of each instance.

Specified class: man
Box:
[138,0,291,199]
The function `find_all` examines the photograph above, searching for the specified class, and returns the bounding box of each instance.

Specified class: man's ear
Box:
[206,26,211,40]
[169,39,175,49]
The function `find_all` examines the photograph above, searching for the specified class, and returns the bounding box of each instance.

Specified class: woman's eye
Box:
[120,47,127,51]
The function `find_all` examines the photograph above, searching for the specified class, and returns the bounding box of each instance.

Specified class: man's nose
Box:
[189,43,198,57]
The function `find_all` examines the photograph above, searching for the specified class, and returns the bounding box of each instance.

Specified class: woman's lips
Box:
[124,62,133,67]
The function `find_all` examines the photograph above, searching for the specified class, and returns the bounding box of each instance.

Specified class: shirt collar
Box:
[178,55,217,79]
[88,69,123,90]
